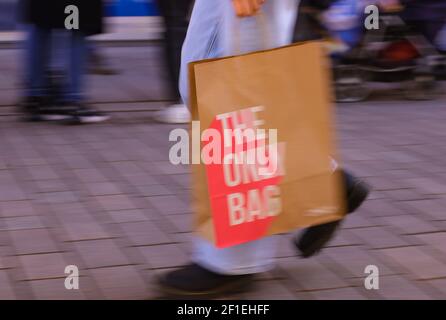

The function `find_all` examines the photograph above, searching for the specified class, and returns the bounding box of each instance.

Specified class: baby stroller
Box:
[294,0,444,102]
[334,9,442,102]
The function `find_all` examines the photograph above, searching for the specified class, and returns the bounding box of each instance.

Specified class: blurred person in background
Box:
[399,0,446,53]
[153,0,194,124]
[157,0,370,298]
[88,42,120,75]
[19,0,110,124]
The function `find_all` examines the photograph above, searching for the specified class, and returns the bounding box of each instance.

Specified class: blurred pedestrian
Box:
[153,0,194,124]
[19,0,110,124]
[400,0,446,50]
[88,42,120,75]
[157,0,370,298]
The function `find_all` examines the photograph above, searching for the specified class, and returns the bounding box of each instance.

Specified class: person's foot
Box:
[154,104,191,124]
[157,263,254,298]
[19,96,44,122]
[294,170,371,258]
[19,96,73,122]
[67,104,111,125]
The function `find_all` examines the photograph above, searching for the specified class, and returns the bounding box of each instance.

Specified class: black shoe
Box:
[294,170,371,258]
[19,96,72,122]
[157,263,254,298]
[19,96,43,122]
[38,105,76,121]
[67,104,110,124]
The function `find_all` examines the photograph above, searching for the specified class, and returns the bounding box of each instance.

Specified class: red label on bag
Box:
[202,106,285,248]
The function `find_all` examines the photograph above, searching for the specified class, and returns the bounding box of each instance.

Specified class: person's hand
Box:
[377,0,404,12]
[232,0,266,17]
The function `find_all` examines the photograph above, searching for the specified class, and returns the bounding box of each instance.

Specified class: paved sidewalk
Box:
[1,45,446,299]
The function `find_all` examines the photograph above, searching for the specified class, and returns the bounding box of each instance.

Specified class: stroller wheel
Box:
[333,64,370,103]
[404,74,437,101]
[335,82,370,103]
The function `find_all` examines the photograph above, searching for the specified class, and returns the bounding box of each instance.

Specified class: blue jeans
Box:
[25,26,87,103]
[180,0,298,275]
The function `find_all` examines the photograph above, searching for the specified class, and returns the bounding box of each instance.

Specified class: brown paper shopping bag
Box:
[189,41,345,248]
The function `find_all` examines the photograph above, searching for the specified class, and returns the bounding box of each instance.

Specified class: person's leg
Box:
[157,0,193,100]
[21,25,52,120]
[179,0,298,106]
[25,25,51,99]
[64,30,109,124]
[66,30,87,104]
[161,0,297,288]
[437,23,446,53]
[154,0,194,124]
[161,0,370,297]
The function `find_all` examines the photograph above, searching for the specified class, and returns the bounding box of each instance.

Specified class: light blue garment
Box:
[179,0,298,275]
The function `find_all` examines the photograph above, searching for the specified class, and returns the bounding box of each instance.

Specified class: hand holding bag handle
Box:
[232,10,274,55]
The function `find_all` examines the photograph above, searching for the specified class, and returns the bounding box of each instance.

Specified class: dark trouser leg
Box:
[407,20,445,50]
[25,25,52,99]
[65,30,87,104]
[157,0,194,100]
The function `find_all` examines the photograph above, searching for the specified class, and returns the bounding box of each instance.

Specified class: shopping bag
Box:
[189,40,345,248]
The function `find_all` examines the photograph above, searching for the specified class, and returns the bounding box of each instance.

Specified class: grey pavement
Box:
[0,44,446,299]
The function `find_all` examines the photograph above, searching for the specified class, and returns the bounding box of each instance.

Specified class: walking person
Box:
[153,0,195,124]
[19,0,110,124]
[157,0,370,298]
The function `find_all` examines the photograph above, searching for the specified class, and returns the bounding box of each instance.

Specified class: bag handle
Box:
[232,10,273,55]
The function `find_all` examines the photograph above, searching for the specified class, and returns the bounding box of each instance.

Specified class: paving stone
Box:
[405,199,446,221]
[139,244,189,269]
[85,182,123,196]
[350,227,410,249]
[27,166,59,181]
[379,247,446,280]
[322,246,397,278]
[90,266,148,300]
[96,195,139,211]
[19,253,68,281]
[359,199,408,217]
[0,272,16,299]
[341,215,382,229]
[277,257,350,291]
[311,287,368,300]
[108,209,149,224]
[146,195,191,215]
[36,191,80,204]
[165,213,193,234]
[28,278,88,300]
[35,180,70,193]
[1,216,45,231]
[244,280,298,300]
[73,169,108,183]
[405,178,446,195]
[74,240,132,269]
[377,215,439,235]
[416,232,446,256]
[135,184,174,197]
[372,275,433,300]
[9,229,59,255]
[120,221,172,246]
[0,201,35,217]
[424,279,446,296]
[62,222,111,242]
